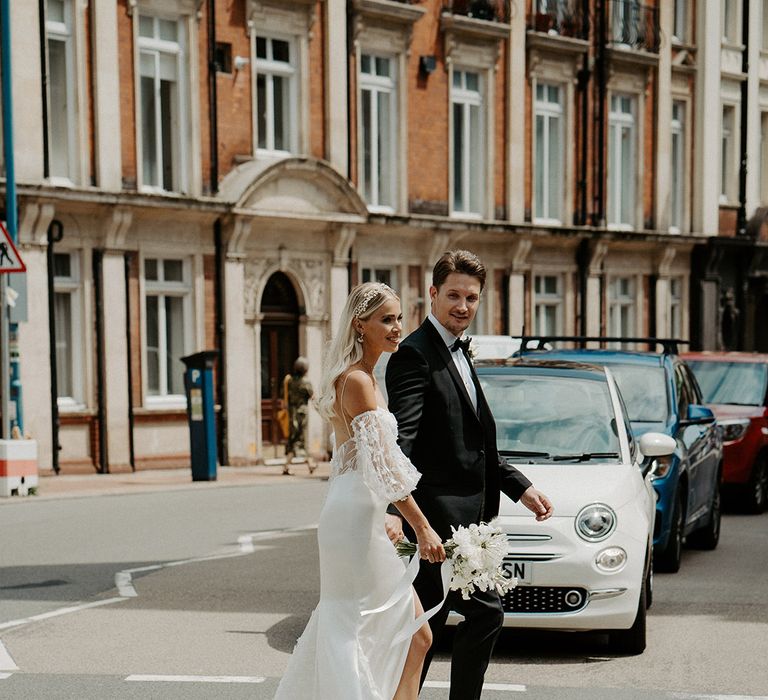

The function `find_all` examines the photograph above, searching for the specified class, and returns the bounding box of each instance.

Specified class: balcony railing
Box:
[529,0,589,41]
[607,0,660,53]
[444,0,510,24]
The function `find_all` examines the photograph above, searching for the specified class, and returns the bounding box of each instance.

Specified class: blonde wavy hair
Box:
[316,282,399,420]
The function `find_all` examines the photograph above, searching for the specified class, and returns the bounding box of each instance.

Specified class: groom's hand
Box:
[385,514,405,544]
[520,486,554,521]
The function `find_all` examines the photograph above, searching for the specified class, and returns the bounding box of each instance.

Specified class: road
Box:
[0,479,767,699]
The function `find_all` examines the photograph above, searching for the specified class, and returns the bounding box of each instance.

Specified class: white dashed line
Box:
[125,675,266,684]
[423,681,526,692]
[0,641,18,671]
[0,597,128,632]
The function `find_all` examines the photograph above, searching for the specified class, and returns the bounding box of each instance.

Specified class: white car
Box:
[449,359,676,654]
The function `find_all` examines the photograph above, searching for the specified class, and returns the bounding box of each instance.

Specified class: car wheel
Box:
[654,491,683,573]
[688,485,721,550]
[609,576,647,655]
[745,456,768,514]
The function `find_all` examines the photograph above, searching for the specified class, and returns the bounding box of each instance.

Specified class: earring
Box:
[356,333,364,344]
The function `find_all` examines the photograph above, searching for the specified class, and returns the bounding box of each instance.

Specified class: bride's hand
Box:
[385,514,405,544]
[416,525,446,564]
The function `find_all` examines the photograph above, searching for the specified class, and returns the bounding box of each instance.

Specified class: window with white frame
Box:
[138,15,186,192]
[451,69,484,216]
[608,94,636,228]
[534,274,563,335]
[608,276,636,339]
[255,36,296,153]
[53,252,83,407]
[534,83,564,224]
[721,105,736,203]
[361,266,397,289]
[670,100,685,233]
[359,53,397,210]
[672,0,687,43]
[669,277,683,339]
[761,112,768,204]
[144,258,190,400]
[47,0,77,181]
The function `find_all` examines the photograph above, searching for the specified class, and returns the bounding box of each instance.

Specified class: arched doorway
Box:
[260,272,300,447]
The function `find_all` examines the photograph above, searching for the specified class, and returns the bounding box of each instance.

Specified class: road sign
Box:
[0,220,24,273]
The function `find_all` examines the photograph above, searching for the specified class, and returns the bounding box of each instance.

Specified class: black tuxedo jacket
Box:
[385,319,532,540]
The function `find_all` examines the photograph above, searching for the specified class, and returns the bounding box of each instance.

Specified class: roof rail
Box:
[518,336,690,356]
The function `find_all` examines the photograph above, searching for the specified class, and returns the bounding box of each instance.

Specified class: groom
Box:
[385,249,553,699]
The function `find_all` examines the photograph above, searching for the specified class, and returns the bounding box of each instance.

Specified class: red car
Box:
[683,352,768,513]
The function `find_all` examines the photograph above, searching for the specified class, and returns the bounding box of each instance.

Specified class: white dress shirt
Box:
[428,313,478,412]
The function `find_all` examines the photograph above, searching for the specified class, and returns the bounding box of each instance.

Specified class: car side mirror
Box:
[639,432,676,477]
[639,432,677,458]
[680,404,715,426]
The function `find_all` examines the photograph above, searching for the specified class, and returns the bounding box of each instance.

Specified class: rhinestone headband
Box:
[352,283,393,318]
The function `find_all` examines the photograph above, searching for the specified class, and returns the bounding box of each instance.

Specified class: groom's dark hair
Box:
[433,250,486,291]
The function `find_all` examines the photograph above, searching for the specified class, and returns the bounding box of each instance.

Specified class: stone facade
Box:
[2,0,766,472]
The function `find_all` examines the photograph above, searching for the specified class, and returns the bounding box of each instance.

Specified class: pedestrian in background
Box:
[283,357,316,475]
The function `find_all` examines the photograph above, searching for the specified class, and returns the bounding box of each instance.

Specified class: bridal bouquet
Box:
[395,519,517,600]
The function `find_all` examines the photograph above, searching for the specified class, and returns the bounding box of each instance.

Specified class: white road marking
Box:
[125,675,265,684]
[0,597,128,632]
[671,695,768,700]
[0,641,18,671]
[424,681,526,692]
[0,672,12,680]
[114,571,138,597]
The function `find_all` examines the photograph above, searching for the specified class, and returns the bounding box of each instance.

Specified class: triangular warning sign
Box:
[0,221,25,273]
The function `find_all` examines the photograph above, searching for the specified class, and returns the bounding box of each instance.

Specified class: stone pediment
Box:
[220,156,368,220]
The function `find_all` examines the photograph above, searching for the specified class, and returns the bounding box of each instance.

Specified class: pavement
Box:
[0,459,330,503]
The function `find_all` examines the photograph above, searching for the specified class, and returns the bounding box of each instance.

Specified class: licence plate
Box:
[502,559,532,584]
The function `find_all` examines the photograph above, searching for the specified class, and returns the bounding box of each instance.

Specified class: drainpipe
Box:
[207,0,218,193]
[214,220,227,465]
[576,238,589,335]
[46,221,63,474]
[38,0,49,178]
[92,250,108,472]
[124,253,135,471]
[593,0,607,227]
[575,0,590,225]
[736,0,749,237]
[208,2,227,464]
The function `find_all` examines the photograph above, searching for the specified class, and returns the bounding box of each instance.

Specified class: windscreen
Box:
[606,364,668,423]
[479,373,621,462]
[687,361,768,406]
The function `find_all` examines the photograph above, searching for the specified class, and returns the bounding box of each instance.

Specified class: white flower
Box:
[395,518,517,601]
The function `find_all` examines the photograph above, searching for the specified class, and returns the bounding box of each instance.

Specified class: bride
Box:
[274,282,446,700]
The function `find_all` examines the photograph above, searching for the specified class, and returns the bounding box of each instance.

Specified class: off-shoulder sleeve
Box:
[351,410,421,502]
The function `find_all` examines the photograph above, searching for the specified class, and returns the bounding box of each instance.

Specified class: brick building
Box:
[2,0,767,473]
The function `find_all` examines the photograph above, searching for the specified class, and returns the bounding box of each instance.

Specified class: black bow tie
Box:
[451,336,472,354]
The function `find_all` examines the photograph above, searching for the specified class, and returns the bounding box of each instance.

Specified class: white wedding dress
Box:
[274,407,422,700]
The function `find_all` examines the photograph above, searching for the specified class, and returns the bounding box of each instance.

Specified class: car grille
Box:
[501,586,588,614]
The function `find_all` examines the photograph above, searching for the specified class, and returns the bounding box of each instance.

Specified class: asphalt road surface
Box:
[1,479,767,699]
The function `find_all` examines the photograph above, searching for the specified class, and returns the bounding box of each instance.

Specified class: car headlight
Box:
[575,503,617,542]
[595,546,627,572]
[648,454,674,480]
[719,419,750,443]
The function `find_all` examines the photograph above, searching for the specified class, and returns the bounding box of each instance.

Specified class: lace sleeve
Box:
[351,410,421,502]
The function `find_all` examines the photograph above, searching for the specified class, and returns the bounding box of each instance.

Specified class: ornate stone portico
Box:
[218,156,367,464]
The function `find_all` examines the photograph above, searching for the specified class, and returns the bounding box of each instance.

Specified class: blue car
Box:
[518,337,723,573]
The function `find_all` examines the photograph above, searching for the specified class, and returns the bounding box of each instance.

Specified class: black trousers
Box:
[415,560,505,700]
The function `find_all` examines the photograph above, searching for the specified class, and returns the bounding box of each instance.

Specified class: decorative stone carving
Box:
[244,258,273,320]
[295,258,327,317]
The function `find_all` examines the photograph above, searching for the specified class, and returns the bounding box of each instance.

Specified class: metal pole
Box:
[1,0,17,439]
